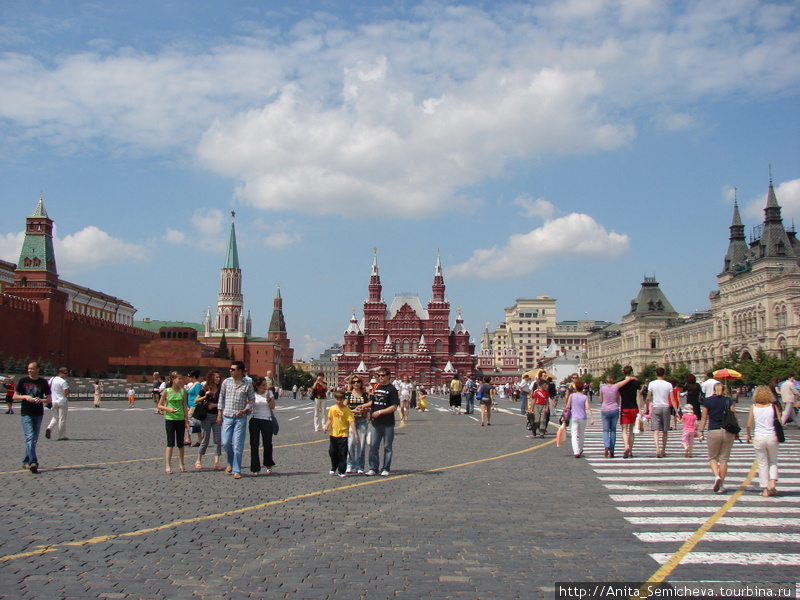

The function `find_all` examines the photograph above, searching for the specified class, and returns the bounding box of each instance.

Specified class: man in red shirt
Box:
[529,381,550,438]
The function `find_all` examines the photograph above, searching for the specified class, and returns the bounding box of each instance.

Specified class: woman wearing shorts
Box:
[699,382,736,494]
[478,377,495,426]
[618,366,641,459]
[157,371,189,474]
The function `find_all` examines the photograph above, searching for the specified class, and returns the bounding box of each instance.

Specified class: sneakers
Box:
[713,477,723,493]
[380,470,390,477]
[338,473,347,478]
[45,428,51,439]
[364,470,377,476]
[357,469,364,475]
[329,470,336,475]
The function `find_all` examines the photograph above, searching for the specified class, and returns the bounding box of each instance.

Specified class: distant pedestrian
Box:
[13,361,51,473]
[4,377,15,414]
[324,391,357,477]
[683,374,702,419]
[619,366,641,459]
[779,375,800,427]
[517,374,531,416]
[529,381,550,438]
[746,386,781,497]
[478,376,495,426]
[157,371,188,474]
[92,380,103,408]
[310,373,328,432]
[398,375,413,422]
[127,385,136,408]
[449,374,462,415]
[152,372,164,414]
[45,367,70,441]
[463,375,476,414]
[565,380,593,458]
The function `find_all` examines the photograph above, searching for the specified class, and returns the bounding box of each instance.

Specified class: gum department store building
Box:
[588,179,800,375]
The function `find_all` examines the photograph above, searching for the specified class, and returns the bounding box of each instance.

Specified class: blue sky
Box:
[1,0,799,361]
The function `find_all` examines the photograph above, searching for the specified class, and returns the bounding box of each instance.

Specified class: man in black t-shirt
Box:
[364,367,399,476]
[13,361,51,473]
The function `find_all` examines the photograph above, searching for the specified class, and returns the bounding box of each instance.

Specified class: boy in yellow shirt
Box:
[323,391,358,477]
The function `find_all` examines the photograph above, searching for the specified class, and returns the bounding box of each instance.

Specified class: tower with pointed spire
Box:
[14,195,59,289]
[337,250,476,386]
[216,211,244,334]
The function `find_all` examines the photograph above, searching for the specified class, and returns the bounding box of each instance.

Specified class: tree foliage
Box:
[280,365,314,391]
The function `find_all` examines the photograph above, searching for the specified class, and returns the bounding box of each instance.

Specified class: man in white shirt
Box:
[46,367,70,441]
[646,367,674,458]
[701,372,719,399]
[516,374,531,415]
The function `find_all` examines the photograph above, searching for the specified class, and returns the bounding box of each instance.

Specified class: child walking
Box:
[323,391,358,478]
[680,403,698,457]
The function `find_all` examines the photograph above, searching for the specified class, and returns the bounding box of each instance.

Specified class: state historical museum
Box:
[338,250,476,387]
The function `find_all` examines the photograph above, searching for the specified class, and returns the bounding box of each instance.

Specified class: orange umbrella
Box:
[713,368,743,380]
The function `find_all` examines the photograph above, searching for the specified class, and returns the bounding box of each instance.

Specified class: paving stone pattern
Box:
[1,396,795,599]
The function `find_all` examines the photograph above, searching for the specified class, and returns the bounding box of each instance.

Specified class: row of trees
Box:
[590,349,800,391]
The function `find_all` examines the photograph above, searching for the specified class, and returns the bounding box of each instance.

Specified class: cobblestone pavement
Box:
[1,395,798,599]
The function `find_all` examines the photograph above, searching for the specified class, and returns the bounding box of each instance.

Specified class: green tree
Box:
[670,363,692,387]
[215,334,229,360]
[638,363,659,382]
[600,363,625,382]
[280,365,314,391]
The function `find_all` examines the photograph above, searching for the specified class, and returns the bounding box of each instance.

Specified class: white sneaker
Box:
[345,467,352,473]
[329,470,335,475]
[338,473,347,478]
[357,469,364,474]
[364,470,377,476]
[380,470,390,477]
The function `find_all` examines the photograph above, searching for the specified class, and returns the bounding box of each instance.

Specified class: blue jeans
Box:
[347,418,369,471]
[601,410,619,451]
[368,422,394,473]
[464,392,475,414]
[21,414,43,466]
[519,392,528,415]
[221,415,247,474]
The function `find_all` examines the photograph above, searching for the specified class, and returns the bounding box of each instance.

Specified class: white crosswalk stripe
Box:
[577,419,800,578]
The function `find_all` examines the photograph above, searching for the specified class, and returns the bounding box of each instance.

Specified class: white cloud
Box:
[56,226,149,274]
[448,212,629,279]
[264,232,302,249]
[300,334,329,362]
[514,196,554,219]
[164,229,187,244]
[0,227,148,275]
[1,1,799,217]
[191,208,225,235]
[0,231,24,264]
[743,178,800,221]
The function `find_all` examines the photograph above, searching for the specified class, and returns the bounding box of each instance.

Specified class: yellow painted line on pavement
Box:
[634,460,759,599]
[0,438,555,562]
[0,438,327,475]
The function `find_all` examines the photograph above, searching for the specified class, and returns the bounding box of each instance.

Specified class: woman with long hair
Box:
[195,369,223,471]
[746,386,781,497]
[345,375,371,474]
[684,374,702,419]
[157,371,188,474]
[249,375,276,476]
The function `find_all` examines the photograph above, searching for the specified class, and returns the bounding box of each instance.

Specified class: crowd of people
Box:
[3,361,798,497]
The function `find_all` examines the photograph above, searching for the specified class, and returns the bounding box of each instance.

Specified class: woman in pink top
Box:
[565,380,594,458]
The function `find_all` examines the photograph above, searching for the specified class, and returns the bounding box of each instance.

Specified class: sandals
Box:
[213,464,223,471]
[195,461,203,470]
[165,468,173,474]
[179,466,187,473]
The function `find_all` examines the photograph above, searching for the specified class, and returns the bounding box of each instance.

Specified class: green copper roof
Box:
[18,198,57,274]
[224,217,240,269]
[32,196,48,218]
